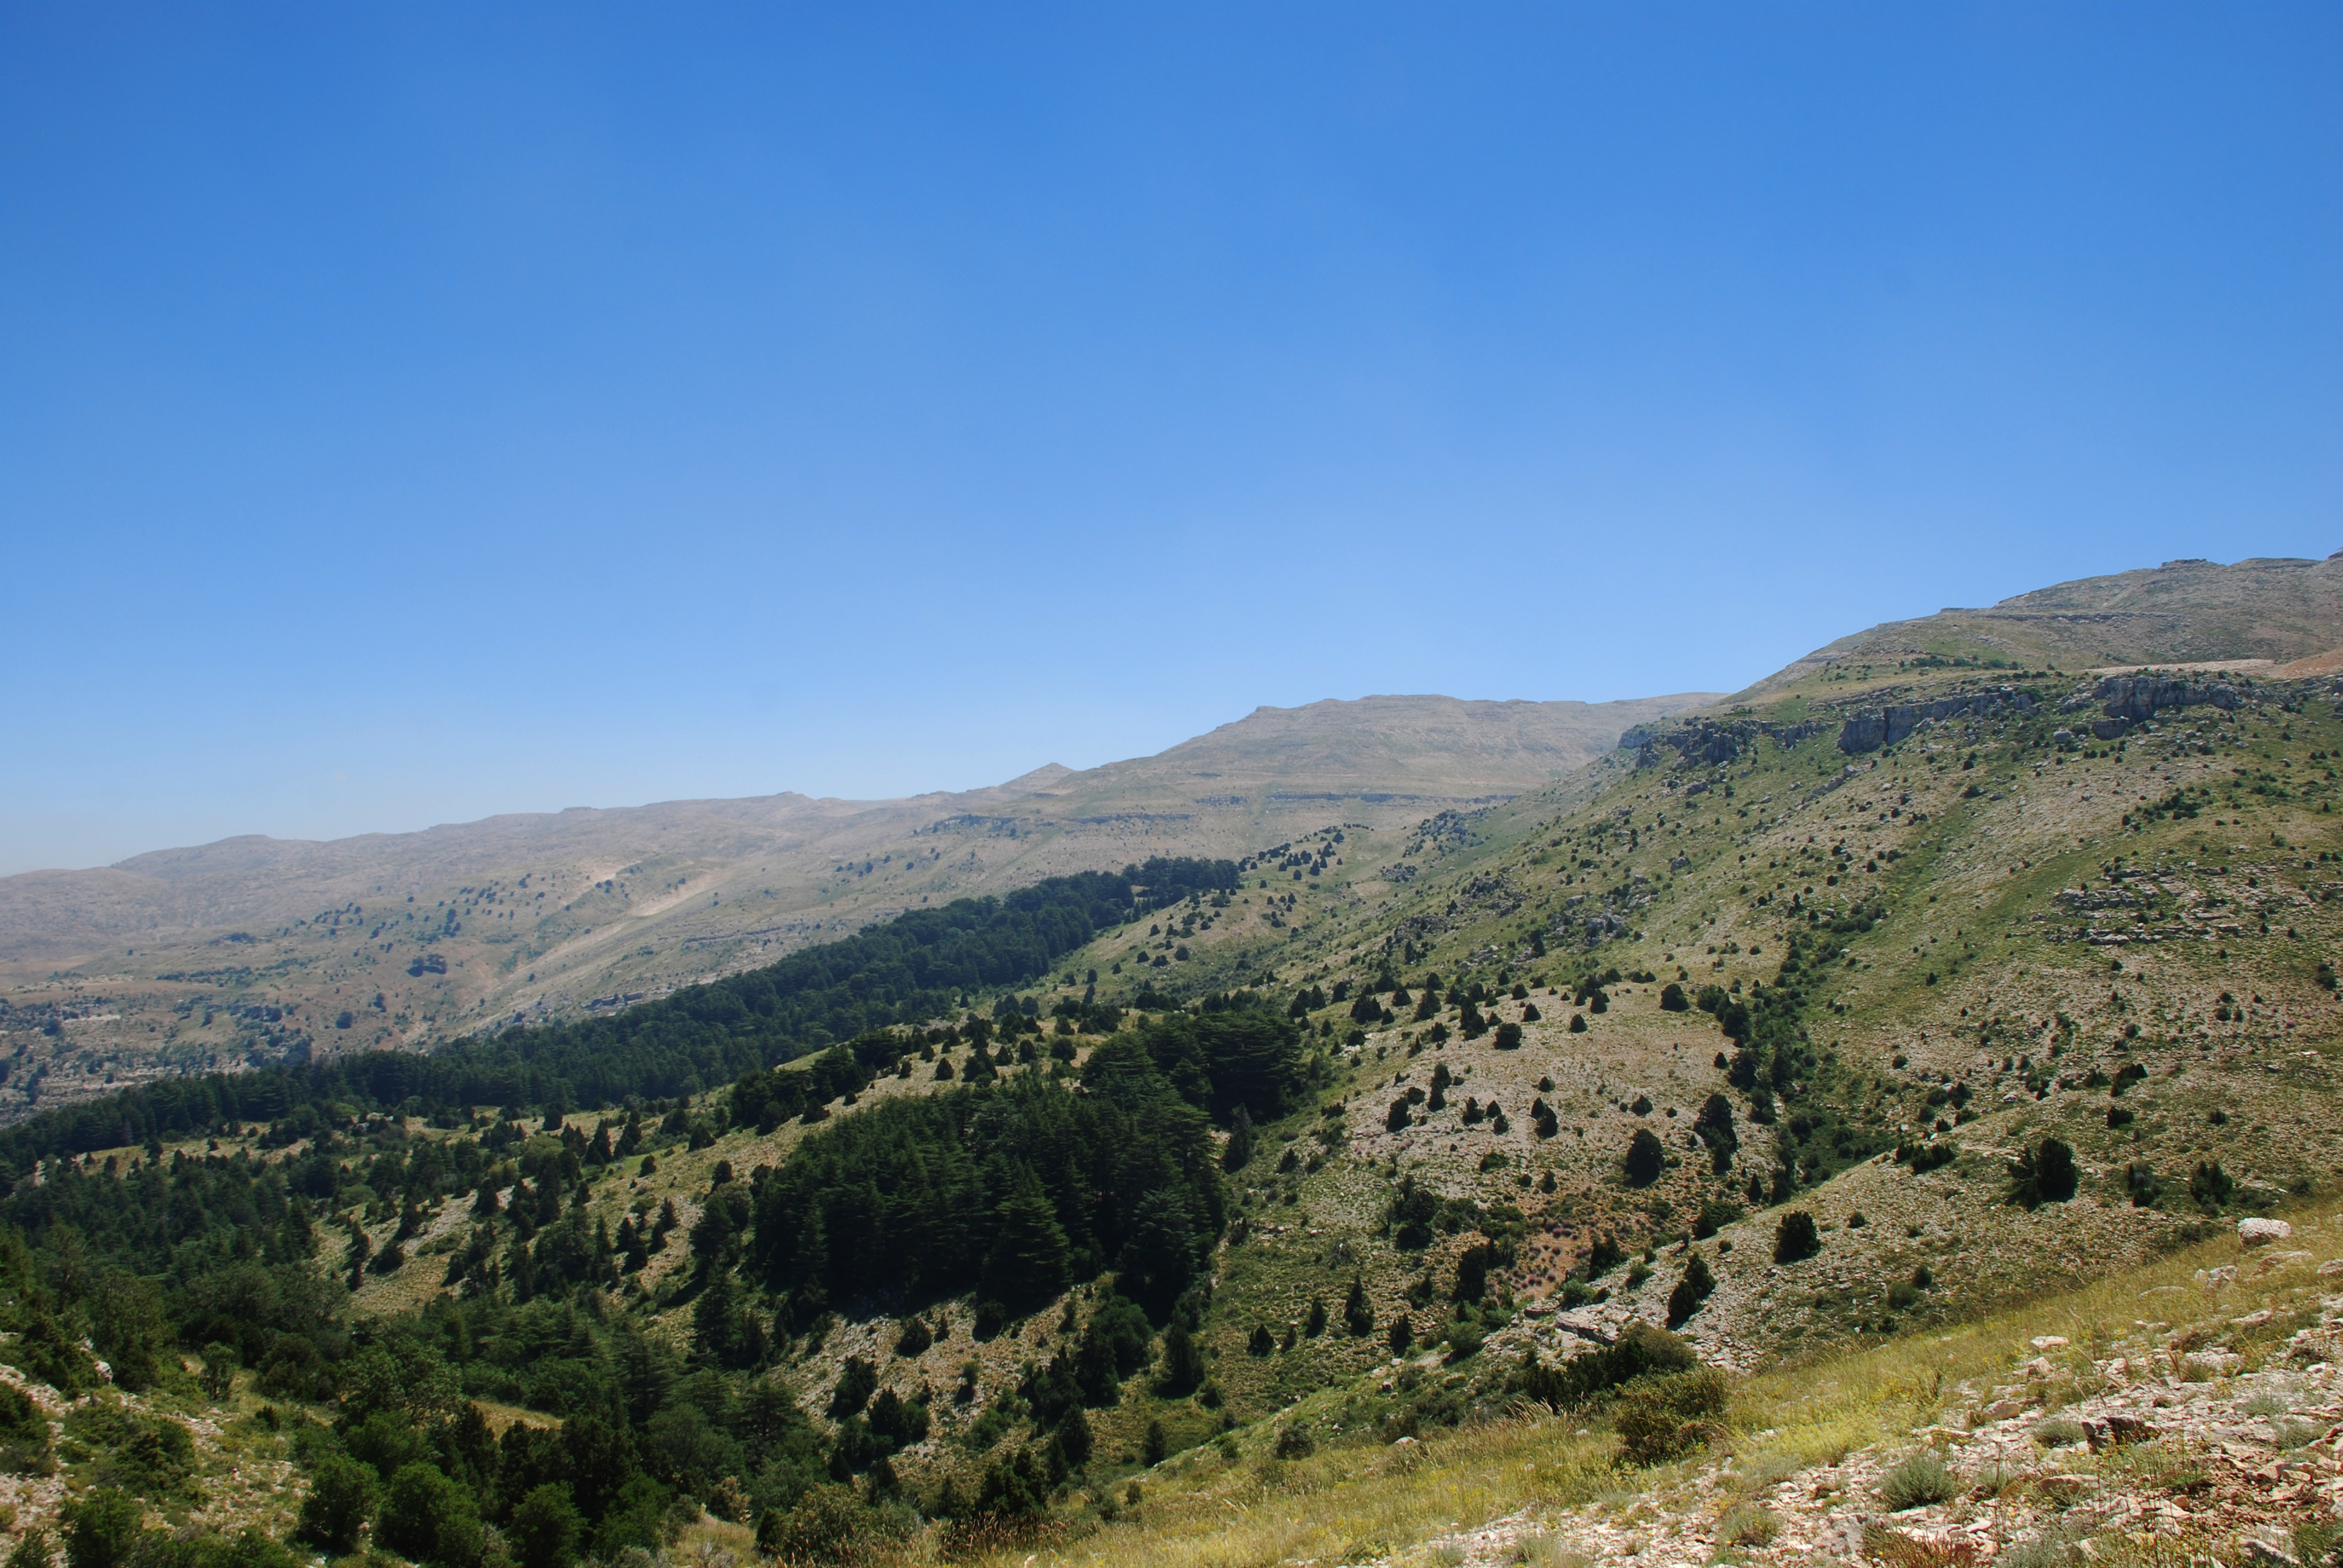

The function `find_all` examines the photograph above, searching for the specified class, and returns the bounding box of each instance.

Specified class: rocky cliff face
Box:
[2090,673,2246,724]
[1835,688,2039,753]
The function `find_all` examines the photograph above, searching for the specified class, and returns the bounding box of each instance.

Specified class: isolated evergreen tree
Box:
[1054,1406,1093,1471]
[1304,1298,1327,1337]
[1343,1276,1373,1337]
[2189,1158,2235,1210]
[1156,1322,1204,1396]
[1772,1211,1820,1264]
[296,1455,376,1554]
[1452,1244,1490,1303]
[1692,1094,1737,1174]
[974,1447,1050,1520]
[1624,1128,1666,1187]
[828,1357,877,1419]
[2007,1138,2078,1209]
[1665,1252,1715,1328]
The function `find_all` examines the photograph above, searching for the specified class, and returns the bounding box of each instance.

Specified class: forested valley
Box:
[0,857,1319,1568]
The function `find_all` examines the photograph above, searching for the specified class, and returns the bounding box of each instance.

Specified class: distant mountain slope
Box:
[1081,694,1687,801]
[1745,551,2343,696]
[0,689,1712,1118]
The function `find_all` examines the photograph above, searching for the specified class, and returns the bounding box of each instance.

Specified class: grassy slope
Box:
[1184,660,2343,1362]
[313,658,2343,1508]
[951,1197,2341,1568]
[77,648,2333,1563]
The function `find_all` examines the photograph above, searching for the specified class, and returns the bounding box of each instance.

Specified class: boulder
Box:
[2237,1218,2292,1246]
[2084,1414,2157,1451]
[2253,1249,2314,1276]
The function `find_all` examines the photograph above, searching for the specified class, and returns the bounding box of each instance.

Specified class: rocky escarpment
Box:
[1835,687,2040,753]
[1619,718,1833,769]
[2059,673,2247,739]
[1624,690,2053,763]
[2089,673,2245,722]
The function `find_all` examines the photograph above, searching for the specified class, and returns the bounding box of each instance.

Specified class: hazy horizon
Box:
[6,5,2338,874]
[5,686,1737,876]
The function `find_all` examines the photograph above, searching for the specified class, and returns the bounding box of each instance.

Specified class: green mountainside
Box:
[0,553,2335,1568]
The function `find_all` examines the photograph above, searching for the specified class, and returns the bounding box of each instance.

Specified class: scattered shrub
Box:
[1717,1503,1779,1546]
[295,1454,376,1553]
[1879,1451,1959,1511]
[1772,1212,1820,1264]
[2031,1418,2086,1449]
[58,1489,144,1568]
[756,1481,870,1564]
[1513,1322,1696,1411]
[0,1383,52,1475]
[2006,1138,2077,1209]
[1614,1369,1727,1466]
[1691,1198,1743,1240]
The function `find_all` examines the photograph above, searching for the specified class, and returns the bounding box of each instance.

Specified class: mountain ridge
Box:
[1740,550,2343,698]
[0,689,1715,1114]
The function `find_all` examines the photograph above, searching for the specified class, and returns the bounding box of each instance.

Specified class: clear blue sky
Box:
[4,4,2338,874]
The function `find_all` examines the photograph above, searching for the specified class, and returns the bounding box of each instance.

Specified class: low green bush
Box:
[1614,1369,1728,1466]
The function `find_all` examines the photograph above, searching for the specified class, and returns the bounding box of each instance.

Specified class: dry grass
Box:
[895,1196,2337,1567]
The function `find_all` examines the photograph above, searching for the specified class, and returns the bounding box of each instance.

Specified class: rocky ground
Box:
[1400,1235,2343,1568]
